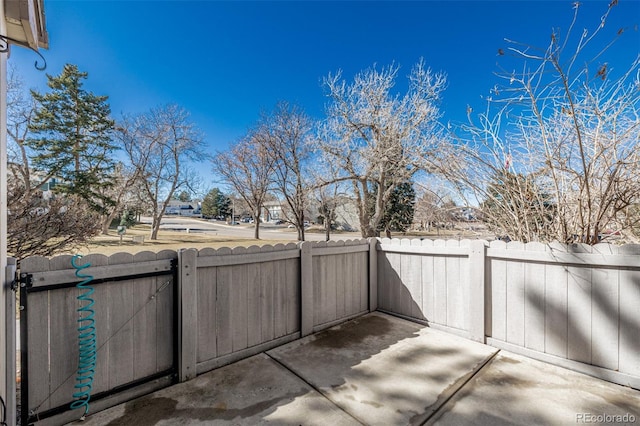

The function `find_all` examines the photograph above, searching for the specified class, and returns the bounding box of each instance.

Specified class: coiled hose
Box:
[70,255,97,419]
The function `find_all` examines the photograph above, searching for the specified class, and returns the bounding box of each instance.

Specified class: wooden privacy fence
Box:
[15,236,640,424]
[376,238,640,390]
[17,239,372,424]
[178,239,372,381]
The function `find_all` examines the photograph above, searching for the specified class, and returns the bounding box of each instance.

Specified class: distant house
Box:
[27,171,66,201]
[262,201,283,222]
[334,202,360,232]
[165,199,202,216]
[308,197,360,232]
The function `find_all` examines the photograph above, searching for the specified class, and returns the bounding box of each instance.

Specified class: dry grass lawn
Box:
[68,223,487,256]
[71,224,295,256]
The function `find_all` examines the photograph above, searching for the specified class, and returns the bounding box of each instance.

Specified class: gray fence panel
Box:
[20,251,176,423]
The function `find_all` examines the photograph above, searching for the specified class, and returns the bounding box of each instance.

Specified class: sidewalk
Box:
[77,312,640,425]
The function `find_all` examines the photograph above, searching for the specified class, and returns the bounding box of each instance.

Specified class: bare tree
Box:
[442,2,640,244]
[98,163,141,234]
[120,104,205,240]
[314,183,349,241]
[258,102,314,240]
[319,60,446,237]
[212,132,275,239]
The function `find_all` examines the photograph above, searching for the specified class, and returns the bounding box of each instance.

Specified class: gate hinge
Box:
[18,272,34,289]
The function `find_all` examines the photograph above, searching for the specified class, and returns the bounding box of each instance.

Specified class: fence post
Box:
[469,240,486,343]
[368,238,378,312]
[300,242,313,337]
[178,248,198,381]
[4,257,16,426]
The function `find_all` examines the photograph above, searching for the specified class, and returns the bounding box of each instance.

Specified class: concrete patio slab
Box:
[430,351,640,426]
[72,312,640,426]
[78,353,361,425]
[267,312,498,425]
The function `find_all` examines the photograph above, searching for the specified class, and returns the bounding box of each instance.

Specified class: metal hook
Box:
[0,34,47,70]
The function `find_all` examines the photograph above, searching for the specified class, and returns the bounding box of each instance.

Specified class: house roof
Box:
[4,0,49,50]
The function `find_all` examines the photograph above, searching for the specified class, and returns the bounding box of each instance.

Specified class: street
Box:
[139,216,360,242]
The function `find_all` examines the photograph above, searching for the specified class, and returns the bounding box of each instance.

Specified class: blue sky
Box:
[10,0,640,184]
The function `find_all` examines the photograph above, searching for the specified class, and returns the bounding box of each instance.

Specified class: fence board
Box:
[505,242,525,346]
[107,253,135,391]
[619,269,640,377]
[313,247,323,325]
[260,260,275,342]
[285,257,300,334]
[360,251,369,312]
[231,260,249,352]
[26,258,174,288]
[377,247,390,312]
[21,256,50,413]
[26,291,50,412]
[274,258,287,339]
[345,249,356,315]
[460,241,471,333]
[344,252,354,315]
[543,243,568,358]
[197,266,217,363]
[336,252,346,320]
[326,250,338,324]
[420,240,435,323]
[216,264,233,357]
[567,264,593,364]
[388,246,403,316]
[195,249,299,268]
[524,242,545,352]
[48,255,78,409]
[132,251,158,381]
[446,240,463,329]
[489,241,507,342]
[590,266,619,370]
[155,251,176,372]
[398,240,414,318]
[84,254,110,396]
[247,246,262,347]
[179,249,198,381]
[619,245,640,377]
[433,240,447,325]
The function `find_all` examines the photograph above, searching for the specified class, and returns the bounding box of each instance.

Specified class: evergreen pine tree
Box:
[202,188,231,218]
[380,182,416,237]
[27,63,117,212]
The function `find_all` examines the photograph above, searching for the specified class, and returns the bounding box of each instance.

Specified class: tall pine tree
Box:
[27,64,117,212]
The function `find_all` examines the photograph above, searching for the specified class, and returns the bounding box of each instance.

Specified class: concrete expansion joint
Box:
[420,350,501,426]
[264,352,366,425]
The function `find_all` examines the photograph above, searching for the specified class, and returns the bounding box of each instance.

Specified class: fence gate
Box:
[18,253,178,425]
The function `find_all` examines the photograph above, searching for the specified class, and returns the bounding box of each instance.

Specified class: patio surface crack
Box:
[419,349,501,426]
[264,352,366,425]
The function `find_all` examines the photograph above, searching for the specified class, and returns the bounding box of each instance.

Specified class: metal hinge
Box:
[10,271,19,291]
[19,272,33,289]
